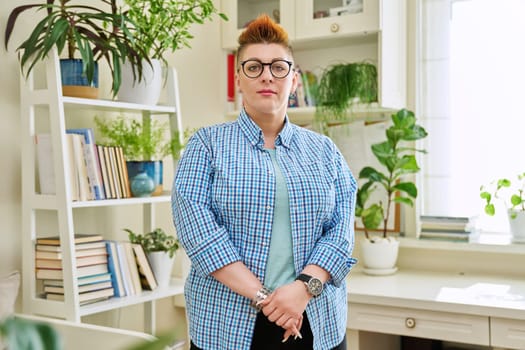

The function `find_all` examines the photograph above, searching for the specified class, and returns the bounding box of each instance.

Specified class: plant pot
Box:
[118,59,163,105]
[147,251,175,288]
[508,210,525,243]
[60,59,99,99]
[126,161,163,196]
[360,237,399,275]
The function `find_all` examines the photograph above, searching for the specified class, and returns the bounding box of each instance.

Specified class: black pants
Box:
[190,312,347,350]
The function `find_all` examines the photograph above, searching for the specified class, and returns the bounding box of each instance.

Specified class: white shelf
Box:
[226,104,395,126]
[80,278,184,316]
[62,96,177,114]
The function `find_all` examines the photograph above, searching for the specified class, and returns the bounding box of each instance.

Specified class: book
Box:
[420,215,470,232]
[66,133,80,201]
[115,241,134,296]
[67,128,105,200]
[35,241,106,252]
[116,146,131,198]
[105,241,126,297]
[131,244,158,291]
[42,272,112,287]
[122,241,143,294]
[35,246,107,259]
[96,145,112,199]
[46,287,114,304]
[44,280,112,294]
[103,146,118,199]
[36,234,104,246]
[36,263,108,280]
[35,254,107,269]
[70,133,94,201]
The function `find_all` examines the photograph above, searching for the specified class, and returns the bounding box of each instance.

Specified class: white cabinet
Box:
[348,303,490,346]
[491,317,525,349]
[294,0,380,41]
[20,49,184,333]
[220,0,406,115]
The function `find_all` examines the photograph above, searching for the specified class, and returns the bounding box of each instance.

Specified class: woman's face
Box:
[237,43,298,118]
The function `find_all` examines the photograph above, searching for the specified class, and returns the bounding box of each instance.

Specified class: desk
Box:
[346,270,525,349]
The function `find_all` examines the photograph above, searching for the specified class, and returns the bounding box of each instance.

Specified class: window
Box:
[418,0,525,234]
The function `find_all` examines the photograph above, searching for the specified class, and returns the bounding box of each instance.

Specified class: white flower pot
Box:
[508,210,525,243]
[118,59,163,105]
[147,251,175,288]
[360,237,399,275]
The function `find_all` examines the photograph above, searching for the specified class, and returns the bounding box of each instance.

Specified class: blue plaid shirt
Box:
[171,109,357,350]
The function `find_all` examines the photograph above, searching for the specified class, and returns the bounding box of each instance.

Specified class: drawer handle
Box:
[330,23,340,33]
[405,317,416,328]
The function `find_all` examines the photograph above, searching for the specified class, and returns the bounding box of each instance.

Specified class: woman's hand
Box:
[259,281,310,340]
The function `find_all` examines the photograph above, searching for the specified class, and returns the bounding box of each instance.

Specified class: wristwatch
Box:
[295,273,323,297]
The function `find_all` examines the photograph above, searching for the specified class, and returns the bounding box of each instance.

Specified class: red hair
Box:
[237,14,293,60]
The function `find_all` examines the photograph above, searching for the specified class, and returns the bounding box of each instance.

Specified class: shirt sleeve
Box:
[171,130,241,276]
[306,146,358,287]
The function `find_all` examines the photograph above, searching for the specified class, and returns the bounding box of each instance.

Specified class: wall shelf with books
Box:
[226,104,395,127]
[20,48,184,335]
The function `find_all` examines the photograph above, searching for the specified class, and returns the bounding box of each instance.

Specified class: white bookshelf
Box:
[20,48,184,334]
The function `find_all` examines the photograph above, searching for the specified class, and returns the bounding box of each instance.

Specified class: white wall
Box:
[0,0,226,328]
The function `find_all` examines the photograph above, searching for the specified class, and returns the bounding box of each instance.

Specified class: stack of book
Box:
[419,215,472,241]
[35,234,114,305]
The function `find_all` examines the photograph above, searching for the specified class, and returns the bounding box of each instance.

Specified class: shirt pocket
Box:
[291,159,336,223]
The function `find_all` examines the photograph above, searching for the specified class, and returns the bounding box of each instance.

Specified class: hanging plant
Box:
[314,61,378,124]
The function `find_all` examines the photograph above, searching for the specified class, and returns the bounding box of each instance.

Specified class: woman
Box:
[172,14,357,350]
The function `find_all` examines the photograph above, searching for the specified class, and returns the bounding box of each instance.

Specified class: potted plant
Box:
[480,173,525,243]
[4,0,147,98]
[355,109,428,274]
[314,61,378,128]
[117,0,227,104]
[125,228,180,287]
[94,115,189,196]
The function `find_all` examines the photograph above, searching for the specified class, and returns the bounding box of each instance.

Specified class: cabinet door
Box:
[348,303,490,346]
[491,317,525,349]
[295,0,379,41]
[221,0,295,50]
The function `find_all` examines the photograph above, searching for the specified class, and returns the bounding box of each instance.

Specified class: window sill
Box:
[399,234,525,255]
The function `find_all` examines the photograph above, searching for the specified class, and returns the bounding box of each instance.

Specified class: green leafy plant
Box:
[0,316,180,350]
[0,316,61,350]
[4,0,147,97]
[126,228,180,258]
[480,173,525,218]
[94,116,190,161]
[355,109,428,239]
[315,61,378,124]
[123,0,227,70]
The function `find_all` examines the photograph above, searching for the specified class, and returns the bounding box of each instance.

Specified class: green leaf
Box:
[485,204,495,216]
[510,194,522,206]
[361,204,384,230]
[392,182,418,198]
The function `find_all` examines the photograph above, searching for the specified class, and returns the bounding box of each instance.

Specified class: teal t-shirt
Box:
[263,148,295,290]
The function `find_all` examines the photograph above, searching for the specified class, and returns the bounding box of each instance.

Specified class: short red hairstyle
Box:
[237,14,293,61]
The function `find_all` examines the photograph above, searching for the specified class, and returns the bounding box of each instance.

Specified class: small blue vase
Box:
[130,172,155,197]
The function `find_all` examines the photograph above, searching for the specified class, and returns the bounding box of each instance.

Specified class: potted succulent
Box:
[355,109,428,274]
[94,115,189,196]
[117,0,227,104]
[480,173,525,243]
[4,0,147,98]
[314,61,378,128]
[126,228,180,287]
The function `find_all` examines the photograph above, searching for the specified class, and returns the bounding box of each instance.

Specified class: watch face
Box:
[308,278,323,296]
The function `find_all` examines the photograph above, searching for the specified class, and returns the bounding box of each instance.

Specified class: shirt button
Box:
[266,205,271,210]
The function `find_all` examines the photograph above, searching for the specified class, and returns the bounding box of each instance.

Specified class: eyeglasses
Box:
[239,59,294,79]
